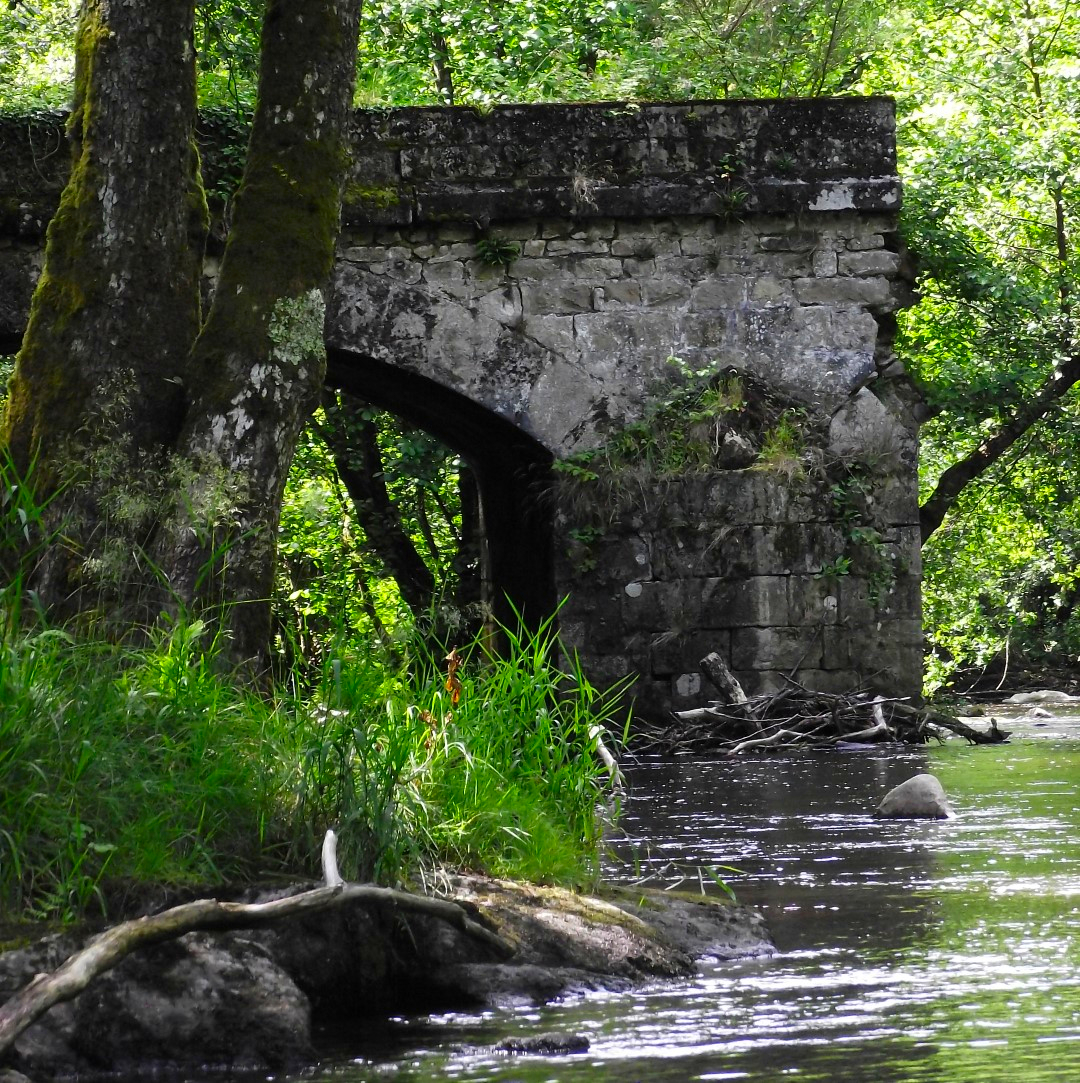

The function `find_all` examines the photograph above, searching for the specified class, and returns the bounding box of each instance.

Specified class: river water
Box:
[304,708,1080,1082]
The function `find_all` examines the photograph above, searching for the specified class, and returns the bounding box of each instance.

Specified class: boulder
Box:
[498,1031,590,1054]
[1006,690,1076,704]
[0,931,312,1077]
[876,773,954,819]
[0,878,774,1076]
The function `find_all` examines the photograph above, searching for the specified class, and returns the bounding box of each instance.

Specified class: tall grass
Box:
[289,614,629,887]
[0,620,286,919]
[0,608,628,921]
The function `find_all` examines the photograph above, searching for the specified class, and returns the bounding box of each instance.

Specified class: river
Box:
[304,707,1080,1082]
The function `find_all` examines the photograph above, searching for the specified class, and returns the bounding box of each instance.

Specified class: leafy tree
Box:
[0,0,77,110]
[2,0,364,668]
[866,0,1080,678]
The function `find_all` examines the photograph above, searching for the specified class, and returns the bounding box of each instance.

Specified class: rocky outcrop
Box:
[0,877,771,1079]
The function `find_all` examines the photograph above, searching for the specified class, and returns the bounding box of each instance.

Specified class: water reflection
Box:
[298,711,1080,1082]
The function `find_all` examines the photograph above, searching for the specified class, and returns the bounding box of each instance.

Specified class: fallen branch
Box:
[0,831,511,1057]
[651,669,1013,755]
[726,726,823,756]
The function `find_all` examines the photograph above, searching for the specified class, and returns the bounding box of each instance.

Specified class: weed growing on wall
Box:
[552,360,823,554]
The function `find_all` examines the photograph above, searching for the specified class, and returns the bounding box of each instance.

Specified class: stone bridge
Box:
[0,98,922,717]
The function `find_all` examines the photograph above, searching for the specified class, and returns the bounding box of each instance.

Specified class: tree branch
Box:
[920,353,1080,541]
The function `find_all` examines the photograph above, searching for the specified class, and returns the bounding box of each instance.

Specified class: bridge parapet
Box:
[344,98,900,226]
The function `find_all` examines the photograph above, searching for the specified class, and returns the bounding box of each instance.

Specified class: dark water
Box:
[301,709,1080,1082]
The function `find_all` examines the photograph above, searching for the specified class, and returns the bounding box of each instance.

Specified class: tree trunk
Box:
[1,1,204,621]
[153,0,364,669]
[321,392,437,617]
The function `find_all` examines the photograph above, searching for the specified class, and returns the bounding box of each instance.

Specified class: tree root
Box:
[0,831,512,1058]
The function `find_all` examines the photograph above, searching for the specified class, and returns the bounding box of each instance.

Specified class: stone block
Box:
[673,671,704,700]
[794,668,863,693]
[869,474,920,526]
[620,579,685,631]
[846,233,885,251]
[699,575,789,627]
[492,220,539,240]
[788,575,839,625]
[569,256,628,282]
[852,619,923,694]
[755,524,849,575]
[590,535,653,584]
[734,669,787,696]
[521,281,594,315]
[820,625,851,668]
[690,277,749,310]
[732,626,823,670]
[679,231,722,257]
[509,256,561,281]
[838,249,901,276]
[812,249,838,277]
[673,312,733,351]
[755,251,814,276]
[521,313,575,357]
[474,284,523,325]
[793,276,891,306]
[757,230,819,252]
[422,259,469,298]
[572,312,675,367]
[546,237,613,256]
[640,275,691,306]
[595,280,642,306]
[750,276,793,304]
[612,236,681,258]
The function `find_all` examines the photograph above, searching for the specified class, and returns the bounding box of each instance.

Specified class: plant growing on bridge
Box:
[475,234,522,268]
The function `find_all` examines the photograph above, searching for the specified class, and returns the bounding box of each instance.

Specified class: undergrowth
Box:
[0,609,627,922]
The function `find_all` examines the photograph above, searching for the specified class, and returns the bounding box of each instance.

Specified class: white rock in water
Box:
[876,773,954,819]
[1006,690,1076,704]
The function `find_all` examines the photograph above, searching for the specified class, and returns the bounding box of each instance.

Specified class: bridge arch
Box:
[324,347,556,633]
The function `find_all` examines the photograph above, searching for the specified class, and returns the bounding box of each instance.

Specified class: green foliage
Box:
[194,0,263,114]
[0,620,283,918]
[474,234,521,268]
[753,411,806,479]
[0,607,627,918]
[0,0,77,110]
[862,0,1080,682]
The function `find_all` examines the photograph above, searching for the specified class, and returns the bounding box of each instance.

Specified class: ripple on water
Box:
[291,715,1080,1083]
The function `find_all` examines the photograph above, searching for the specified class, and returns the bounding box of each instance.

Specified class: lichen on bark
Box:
[153,0,364,669]
[0,3,205,624]
[268,289,328,370]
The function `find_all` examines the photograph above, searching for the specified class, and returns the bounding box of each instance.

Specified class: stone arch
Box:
[324,347,556,634]
[0,97,926,717]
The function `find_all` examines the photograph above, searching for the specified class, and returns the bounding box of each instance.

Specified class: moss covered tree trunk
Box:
[1,2,204,618]
[152,0,364,669]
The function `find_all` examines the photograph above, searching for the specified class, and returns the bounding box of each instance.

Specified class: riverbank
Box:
[0,876,772,1080]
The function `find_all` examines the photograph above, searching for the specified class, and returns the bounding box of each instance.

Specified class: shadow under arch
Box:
[324,348,557,637]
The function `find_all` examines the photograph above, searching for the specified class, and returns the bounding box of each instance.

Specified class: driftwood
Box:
[656,675,1011,755]
[699,652,749,706]
[0,831,511,1058]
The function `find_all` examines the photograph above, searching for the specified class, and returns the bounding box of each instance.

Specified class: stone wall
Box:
[0,98,923,715]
